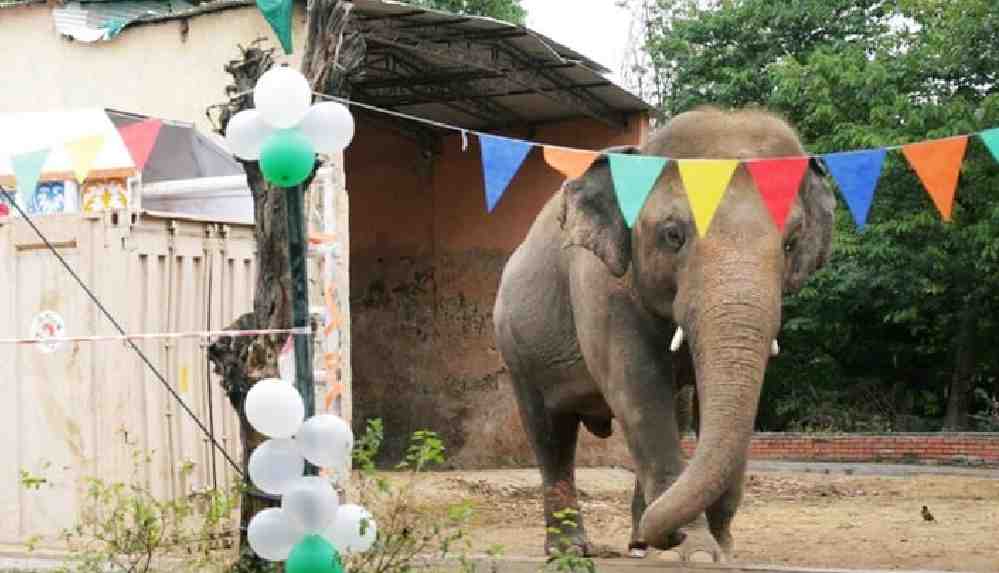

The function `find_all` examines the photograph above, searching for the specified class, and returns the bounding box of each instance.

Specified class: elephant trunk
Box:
[639,263,779,547]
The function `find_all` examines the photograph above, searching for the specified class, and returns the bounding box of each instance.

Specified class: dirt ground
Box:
[399,467,999,572]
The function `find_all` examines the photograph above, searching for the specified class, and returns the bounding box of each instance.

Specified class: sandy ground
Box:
[395,468,999,572]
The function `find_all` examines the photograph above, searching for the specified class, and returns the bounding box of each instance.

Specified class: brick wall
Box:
[678,432,999,467]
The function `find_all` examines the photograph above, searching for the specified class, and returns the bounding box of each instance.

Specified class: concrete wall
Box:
[0,4,306,132]
[346,116,647,467]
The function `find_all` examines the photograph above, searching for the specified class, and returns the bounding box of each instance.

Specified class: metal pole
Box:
[285,184,318,476]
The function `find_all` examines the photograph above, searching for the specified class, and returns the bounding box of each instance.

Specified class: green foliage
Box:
[344,419,503,573]
[640,0,999,430]
[19,436,240,573]
[401,0,526,24]
[542,509,595,573]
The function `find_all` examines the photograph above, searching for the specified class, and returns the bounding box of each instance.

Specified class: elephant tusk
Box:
[669,327,685,352]
[771,339,780,356]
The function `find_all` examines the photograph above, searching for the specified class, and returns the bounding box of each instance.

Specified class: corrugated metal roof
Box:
[51,0,231,42]
[0,0,43,8]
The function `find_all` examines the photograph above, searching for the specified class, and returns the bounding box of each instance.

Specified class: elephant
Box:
[492,106,835,562]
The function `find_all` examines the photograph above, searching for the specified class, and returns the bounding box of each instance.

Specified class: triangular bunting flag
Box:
[901,136,968,221]
[65,135,105,184]
[543,146,599,179]
[678,159,738,237]
[822,149,887,229]
[256,0,293,54]
[118,119,163,172]
[746,157,810,232]
[12,148,51,200]
[608,154,667,227]
[478,134,533,212]
[980,129,999,163]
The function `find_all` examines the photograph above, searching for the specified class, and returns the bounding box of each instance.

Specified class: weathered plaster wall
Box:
[347,116,648,468]
[0,4,306,132]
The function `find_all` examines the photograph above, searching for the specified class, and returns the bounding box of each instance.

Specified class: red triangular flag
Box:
[117,118,163,172]
[745,157,809,231]
[901,136,968,221]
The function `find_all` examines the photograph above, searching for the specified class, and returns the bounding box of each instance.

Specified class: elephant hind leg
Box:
[508,375,589,556]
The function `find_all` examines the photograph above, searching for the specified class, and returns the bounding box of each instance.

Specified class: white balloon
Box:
[295,414,354,469]
[245,379,305,438]
[248,438,305,495]
[254,66,313,129]
[325,504,377,553]
[247,508,305,561]
[282,476,339,533]
[224,109,274,160]
[299,102,355,153]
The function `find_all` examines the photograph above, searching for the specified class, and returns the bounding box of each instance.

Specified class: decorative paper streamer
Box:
[117,119,163,172]
[12,148,51,198]
[256,0,294,54]
[543,146,599,179]
[30,310,66,354]
[902,136,968,221]
[746,157,810,232]
[678,159,738,237]
[64,135,105,184]
[179,366,191,394]
[608,154,667,227]
[822,149,887,229]
[478,134,533,212]
[979,129,999,163]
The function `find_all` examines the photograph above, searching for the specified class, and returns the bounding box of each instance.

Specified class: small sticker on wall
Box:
[30,310,66,354]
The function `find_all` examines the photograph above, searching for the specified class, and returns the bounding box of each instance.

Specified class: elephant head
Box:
[559,106,835,547]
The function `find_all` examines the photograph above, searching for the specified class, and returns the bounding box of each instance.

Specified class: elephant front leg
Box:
[706,460,747,559]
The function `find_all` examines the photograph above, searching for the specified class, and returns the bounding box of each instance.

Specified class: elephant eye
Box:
[659,222,686,252]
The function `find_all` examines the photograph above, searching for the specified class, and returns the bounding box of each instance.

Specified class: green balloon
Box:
[259,129,315,187]
[286,534,340,573]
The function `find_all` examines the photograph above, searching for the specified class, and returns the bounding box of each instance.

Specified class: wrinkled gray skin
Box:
[492,107,835,562]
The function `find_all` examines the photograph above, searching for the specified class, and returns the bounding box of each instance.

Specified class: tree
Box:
[402,0,526,24]
[640,0,999,431]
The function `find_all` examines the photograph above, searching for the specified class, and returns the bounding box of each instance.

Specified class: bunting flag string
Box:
[306,91,999,233]
[12,148,51,202]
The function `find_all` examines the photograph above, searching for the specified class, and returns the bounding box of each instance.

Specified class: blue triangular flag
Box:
[608,153,667,226]
[12,148,50,206]
[822,148,887,229]
[478,134,533,213]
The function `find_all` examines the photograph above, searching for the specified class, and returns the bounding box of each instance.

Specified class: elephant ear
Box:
[785,158,836,292]
[556,145,640,277]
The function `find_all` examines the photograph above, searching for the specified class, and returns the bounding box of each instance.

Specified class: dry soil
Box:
[397,467,999,572]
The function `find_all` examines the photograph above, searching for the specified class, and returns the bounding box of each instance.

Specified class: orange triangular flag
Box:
[901,136,968,221]
[543,146,599,179]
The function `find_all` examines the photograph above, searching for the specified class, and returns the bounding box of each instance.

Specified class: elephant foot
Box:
[656,527,725,563]
[713,529,734,559]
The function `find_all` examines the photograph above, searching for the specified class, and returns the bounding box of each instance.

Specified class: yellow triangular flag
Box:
[678,159,739,236]
[64,135,105,184]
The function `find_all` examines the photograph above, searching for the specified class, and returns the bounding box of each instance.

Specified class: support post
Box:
[286,183,318,475]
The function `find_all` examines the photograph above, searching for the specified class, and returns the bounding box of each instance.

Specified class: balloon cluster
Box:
[225,66,355,187]
[244,379,375,572]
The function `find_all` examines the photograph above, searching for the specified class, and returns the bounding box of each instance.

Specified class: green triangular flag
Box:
[608,153,667,227]
[257,0,293,54]
[981,129,999,163]
[12,148,51,203]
